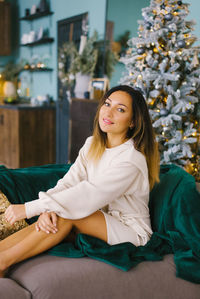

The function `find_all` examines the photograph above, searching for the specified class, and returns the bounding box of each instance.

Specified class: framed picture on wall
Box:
[89,78,109,100]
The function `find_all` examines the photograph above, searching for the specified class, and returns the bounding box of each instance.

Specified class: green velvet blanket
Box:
[0,163,199,283]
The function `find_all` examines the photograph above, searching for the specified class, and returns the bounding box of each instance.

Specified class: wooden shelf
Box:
[19,11,54,21]
[20,37,54,47]
[22,67,53,72]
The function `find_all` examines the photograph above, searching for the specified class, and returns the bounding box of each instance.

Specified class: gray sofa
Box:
[0,253,200,299]
[0,172,199,299]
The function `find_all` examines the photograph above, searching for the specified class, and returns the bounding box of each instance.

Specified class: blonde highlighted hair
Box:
[87,85,160,190]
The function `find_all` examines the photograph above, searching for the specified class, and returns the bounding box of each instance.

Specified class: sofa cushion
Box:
[0,278,31,299]
[8,254,200,299]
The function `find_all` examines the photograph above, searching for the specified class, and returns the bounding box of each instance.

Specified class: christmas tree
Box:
[120,0,200,181]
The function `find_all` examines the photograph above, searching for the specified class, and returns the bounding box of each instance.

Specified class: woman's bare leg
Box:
[0,211,107,277]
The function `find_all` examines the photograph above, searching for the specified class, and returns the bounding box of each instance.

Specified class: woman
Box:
[0,85,160,277]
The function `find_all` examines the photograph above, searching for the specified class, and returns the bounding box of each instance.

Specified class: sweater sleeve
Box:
[25,162,142,219]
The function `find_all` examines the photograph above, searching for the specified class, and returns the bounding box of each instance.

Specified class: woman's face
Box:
[99,91,133,142]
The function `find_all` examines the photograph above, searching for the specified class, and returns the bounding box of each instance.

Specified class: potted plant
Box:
[2,61,23,98]
[58,31,118,98]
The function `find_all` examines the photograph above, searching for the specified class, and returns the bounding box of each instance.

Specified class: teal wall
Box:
[107,0,200,87]
[107,0,149,87]
[187,0,200,41]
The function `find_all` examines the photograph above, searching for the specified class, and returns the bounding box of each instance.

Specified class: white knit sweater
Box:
[25,137,152,239]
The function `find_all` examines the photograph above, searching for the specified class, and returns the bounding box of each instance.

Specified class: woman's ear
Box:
[129,121,134,129]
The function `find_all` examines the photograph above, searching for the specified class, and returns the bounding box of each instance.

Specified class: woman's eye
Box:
[118,108,125,113]
[104,102,110,106]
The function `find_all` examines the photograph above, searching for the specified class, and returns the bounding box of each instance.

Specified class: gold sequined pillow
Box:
[0,191,28,240]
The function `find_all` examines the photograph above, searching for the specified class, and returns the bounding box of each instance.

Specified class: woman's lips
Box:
[103,118,113,125]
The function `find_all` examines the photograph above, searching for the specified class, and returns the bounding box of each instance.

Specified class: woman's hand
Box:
[35,212,58,234]
[5,204,26,225]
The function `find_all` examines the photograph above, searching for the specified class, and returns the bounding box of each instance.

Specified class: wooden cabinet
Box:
[0,2,11,55]
[0,105,56,168]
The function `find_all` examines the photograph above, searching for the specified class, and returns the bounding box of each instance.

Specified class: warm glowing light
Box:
[150,100,155,105]
[163,96,167,103]
[153,47,159,53]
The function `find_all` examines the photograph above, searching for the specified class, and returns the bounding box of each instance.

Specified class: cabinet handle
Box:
[0,114,4,125]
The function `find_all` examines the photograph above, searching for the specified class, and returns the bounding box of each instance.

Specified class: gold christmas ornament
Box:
[185,161,194,175]
[163,96,167,104]
[168,32,173,38]
[149,98,156,106]
[153,47,159,53]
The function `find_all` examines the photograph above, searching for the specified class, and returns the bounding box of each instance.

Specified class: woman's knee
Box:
[56,216,72,230]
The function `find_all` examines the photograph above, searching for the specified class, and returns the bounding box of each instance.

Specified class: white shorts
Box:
[100,211,144,247]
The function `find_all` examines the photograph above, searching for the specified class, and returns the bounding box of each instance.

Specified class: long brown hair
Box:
[87,85,160,190]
